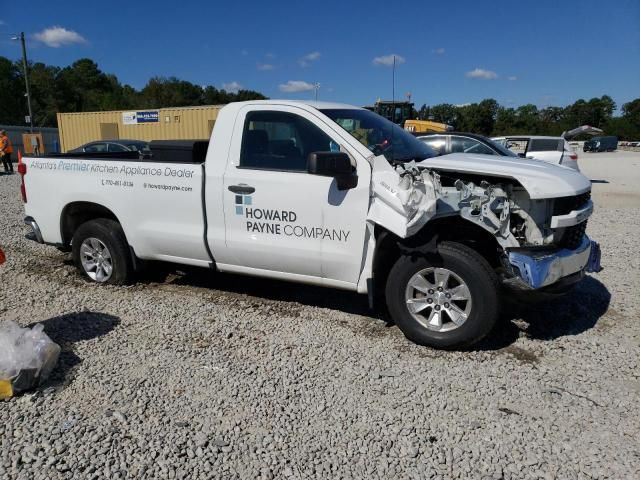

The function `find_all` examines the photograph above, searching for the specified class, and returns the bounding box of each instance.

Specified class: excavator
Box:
[364,100,452,134]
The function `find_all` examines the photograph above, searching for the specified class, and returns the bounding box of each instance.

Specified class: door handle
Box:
[228,184,255,194]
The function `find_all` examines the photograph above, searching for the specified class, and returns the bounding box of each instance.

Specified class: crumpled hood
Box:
[417,153,591,199]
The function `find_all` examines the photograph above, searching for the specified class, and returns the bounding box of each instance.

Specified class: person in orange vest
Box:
[0,130,14,174]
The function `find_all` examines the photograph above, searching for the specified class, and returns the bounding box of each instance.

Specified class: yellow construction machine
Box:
[364,100,452,134]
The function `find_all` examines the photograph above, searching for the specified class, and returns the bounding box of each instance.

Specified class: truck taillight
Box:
[569,153,578,161]
[0,247,5,265]
[18,152,27,203]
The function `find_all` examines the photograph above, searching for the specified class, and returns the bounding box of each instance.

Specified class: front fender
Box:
[368,156,437,238]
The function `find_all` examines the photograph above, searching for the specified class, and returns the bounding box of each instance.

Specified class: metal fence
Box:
[0,125,60,154]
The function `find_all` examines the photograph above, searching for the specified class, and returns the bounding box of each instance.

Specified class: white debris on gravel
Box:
[0,151,639,479]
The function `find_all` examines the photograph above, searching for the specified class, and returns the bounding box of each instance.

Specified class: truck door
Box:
[220,105,370,287]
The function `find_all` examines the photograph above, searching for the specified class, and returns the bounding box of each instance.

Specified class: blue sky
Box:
[1,0,638,110]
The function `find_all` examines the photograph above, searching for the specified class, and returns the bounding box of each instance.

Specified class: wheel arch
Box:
[60,201,122,248]
[372,216,503,295]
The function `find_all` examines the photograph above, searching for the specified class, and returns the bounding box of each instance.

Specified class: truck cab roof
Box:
[221,100,365,111]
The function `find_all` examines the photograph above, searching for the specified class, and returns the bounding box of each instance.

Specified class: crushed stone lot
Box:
[1,152,639,479]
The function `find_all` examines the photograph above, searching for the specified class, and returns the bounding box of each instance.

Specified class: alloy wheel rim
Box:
[80,237,113,282]
[404,267,472,332]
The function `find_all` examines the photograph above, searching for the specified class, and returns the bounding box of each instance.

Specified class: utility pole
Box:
[391,55,396,124]
[13,32,34,132]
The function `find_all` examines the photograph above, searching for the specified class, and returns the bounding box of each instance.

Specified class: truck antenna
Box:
[392,55,396,123]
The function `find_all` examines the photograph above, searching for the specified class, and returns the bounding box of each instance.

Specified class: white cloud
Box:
[432,48,445,55]
[279,80,316,93]
[454,103,471,108]
[303,51,320,61]
[299,51,321,67]
[257,63,275,71]
[507,75,517,81]
[465,68,498,80]
[372,54,405,66]
[34,26,87,47]
[222,81,242,93]
[0,20,6,26]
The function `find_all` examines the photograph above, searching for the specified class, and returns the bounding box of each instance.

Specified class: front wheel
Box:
[71,218,132,285]
[385,242,499,349]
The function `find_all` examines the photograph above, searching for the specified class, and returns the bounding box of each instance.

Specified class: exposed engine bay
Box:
[368,156,601,290]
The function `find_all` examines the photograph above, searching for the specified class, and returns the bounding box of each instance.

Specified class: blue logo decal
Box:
[235,194,252,215]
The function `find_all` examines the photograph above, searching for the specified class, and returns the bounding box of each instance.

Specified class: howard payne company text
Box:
[244,207,351,242]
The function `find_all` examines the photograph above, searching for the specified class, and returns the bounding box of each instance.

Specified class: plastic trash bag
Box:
[0,321,60,397]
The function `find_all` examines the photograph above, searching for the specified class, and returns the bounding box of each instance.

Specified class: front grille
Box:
[552,192,590,249]
[558,220,588,249]
[553,191,591,216]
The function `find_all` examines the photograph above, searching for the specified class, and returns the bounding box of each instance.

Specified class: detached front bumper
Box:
[506,235,602,290]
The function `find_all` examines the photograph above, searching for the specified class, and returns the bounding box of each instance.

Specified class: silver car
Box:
[492,136,580,171]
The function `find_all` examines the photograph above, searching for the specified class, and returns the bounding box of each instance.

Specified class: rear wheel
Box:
[385,241,499,349]
[72,218,132,285]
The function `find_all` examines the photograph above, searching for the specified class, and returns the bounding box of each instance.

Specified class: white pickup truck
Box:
[20,101,601,349]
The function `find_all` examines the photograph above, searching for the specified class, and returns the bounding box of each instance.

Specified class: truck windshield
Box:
[320,109,437,163]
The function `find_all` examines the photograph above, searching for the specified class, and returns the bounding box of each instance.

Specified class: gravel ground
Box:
[0,152,639,480]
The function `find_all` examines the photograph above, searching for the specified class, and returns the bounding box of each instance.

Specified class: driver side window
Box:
[240,111,334,171]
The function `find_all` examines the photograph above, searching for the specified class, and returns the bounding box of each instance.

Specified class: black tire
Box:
[71,218,132,285]
[385,241,499,349]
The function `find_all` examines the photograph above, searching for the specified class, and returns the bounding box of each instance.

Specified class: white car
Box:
[492,136,580,171]
[20,101,600,349]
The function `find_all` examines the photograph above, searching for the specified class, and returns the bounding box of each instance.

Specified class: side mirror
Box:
[307,152,358,190]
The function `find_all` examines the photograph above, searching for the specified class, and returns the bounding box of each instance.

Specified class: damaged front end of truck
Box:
[367,153,602,294]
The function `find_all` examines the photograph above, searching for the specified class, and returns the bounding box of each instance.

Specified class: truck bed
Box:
[47,140,210,164]
[23,143,211,266]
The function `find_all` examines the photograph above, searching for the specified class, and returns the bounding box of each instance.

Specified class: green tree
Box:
[139,77,203,108]
[538,106,565,135]
[621,98,640,128]
[0,57,25,125]
[606,98,640,140]
[494,107,517,135]
[0,55,269,127]
[28,62,61,127]
[429,103,458,126]
[417,104,430,120]
[456,99,498,135]
[56,59,118,112]
[233,89,267,102]
[5,54,635,138]
[514,104,540,134]
[585,95,616,128]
